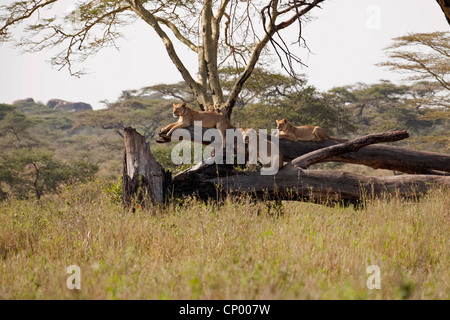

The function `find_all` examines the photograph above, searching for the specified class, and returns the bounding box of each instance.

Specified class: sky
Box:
[0,0,448,110]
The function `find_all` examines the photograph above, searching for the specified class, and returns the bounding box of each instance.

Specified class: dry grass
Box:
[0,181,448,300]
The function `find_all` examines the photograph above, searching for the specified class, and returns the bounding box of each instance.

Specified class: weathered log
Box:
[159,126,450,175]
[166,128,450,204]
[116,127,450,206]
[279,137,450,175]
[123,127,165,207]
[171,161,450,205]
[291,129,409,169]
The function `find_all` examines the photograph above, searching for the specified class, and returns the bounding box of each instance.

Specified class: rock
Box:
[12,98,35,105]
[46,99,92,112]
[46,99,65,109]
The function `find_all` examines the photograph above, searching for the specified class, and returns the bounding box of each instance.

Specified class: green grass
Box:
[0,181,448,299]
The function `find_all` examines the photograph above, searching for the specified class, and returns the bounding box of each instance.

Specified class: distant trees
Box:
[0,104,98,200]
[0,150,97,199]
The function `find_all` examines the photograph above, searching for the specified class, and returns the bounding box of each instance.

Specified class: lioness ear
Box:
[180,102,186,108]
[282,118,287,123]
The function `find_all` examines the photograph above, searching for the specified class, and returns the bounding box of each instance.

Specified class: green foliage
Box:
[0,149,98,199]
[13,100,51,115]
[102,176,123,204]
[232,78,357,137]
[151,144,178,171]
[0,103,16,120]
[0,108,34,140]
[0,104,98,200]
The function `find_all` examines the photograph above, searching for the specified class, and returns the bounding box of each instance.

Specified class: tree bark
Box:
[122,127,165,207]
[290,129,410,169]
[167,128,450,204]
[436,0,450,25]
[171,161,450,205]
[159,126,450,175]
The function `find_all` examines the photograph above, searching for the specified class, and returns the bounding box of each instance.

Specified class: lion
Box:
[276,118,346,142]
[241,128,283,172]
[160,103,234,148]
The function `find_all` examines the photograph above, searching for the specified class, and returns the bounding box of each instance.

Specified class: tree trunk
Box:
[290,129,410,169]
[159,126,450,175]
[170,161,450,205]
[122,127,166,207]
[136,126,450,205]
[436,0,450,24]
[166,129,449,204]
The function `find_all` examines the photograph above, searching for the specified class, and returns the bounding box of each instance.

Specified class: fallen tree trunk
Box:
[159,126,450,175]
[171,161,450,205]
[290,129,410,169]
[118,127,449,207]
[165,128,450,204]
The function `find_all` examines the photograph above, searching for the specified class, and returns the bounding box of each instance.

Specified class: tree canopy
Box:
[379,32,450,92]
[378,31,450,118]
[0,0,326,118]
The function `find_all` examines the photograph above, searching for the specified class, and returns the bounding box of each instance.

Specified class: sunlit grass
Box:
[0,181,448,299]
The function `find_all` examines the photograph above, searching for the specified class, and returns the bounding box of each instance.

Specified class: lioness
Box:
[276,118,346,142]
[241,128,283,172]
[160,103,234,148]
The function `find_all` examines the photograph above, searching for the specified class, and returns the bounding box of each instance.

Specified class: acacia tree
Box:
[378,32,450,96]
[0,0,325,119]
[378,31,450,119]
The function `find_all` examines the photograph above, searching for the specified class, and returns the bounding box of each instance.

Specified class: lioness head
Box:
[276,118,289,131]
[172,103,187,118]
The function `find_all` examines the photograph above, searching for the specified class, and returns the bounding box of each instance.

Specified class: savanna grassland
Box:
[0,181,448,300]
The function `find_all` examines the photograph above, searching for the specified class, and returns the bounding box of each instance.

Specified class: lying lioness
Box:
[160,103,234,148]
[276,118,346,142]
[241,128,283,172]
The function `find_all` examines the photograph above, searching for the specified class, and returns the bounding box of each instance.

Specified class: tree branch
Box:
[202,0,224,110]
[0,0,57,41]
[128,0,209,109]
[436,0,450,25]
[223,0,324,118]
[155,16,200,52]
[290,129,409,169]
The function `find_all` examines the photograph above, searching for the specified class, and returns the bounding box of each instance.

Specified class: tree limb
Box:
[290,129,409,169]
[0,0,57,40]
[159,126,450,175]
[436,0,450,25]
[222,0,324,118]
[127,0,209,109]
[202,0,224,110]
[155,16,200,52]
